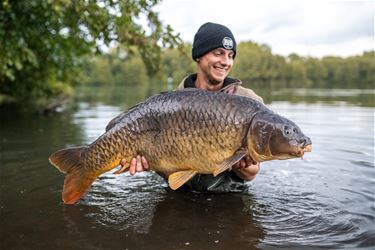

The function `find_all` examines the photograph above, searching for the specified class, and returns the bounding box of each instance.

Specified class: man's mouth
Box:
[213,66,227,75]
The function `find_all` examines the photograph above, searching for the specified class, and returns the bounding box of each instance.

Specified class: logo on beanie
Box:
[222,37,234,49]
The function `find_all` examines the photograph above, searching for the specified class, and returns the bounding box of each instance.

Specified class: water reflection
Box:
[0,104,87,250]
[62,177,265,250]
[144,191,264,249]
[253,87,375,107]
[1,86,374,249]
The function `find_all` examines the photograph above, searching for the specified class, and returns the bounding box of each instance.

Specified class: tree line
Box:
[84,42,374,90]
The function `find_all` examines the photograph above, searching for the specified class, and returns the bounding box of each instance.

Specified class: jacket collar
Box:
[180,74,242,91]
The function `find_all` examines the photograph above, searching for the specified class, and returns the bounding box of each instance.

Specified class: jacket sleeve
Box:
[234,86,264,103]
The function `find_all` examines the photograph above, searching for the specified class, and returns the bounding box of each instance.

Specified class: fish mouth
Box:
[297,136,312,155]
[303,144,312,152]
[292,144,312,157]
[270,143,312,160]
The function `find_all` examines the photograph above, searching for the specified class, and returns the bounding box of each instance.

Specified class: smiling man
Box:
[177,22,263,101]
[127,22,264,193]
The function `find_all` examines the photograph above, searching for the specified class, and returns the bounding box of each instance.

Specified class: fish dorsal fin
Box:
[168,170,198,190]
[105,90,199,132]
[105,101,145,131]
[105,91,170,132]
[177,88,201,92]
[105,113,125,131]
[213,148,248,176]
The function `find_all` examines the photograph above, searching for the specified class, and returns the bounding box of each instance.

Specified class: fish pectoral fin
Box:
[168,170,198,190]
[213,148,248,176]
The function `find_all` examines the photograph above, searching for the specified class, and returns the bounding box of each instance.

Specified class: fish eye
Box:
[284,126,294,136]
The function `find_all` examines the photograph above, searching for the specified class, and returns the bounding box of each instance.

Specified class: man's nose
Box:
[220,55,232,66]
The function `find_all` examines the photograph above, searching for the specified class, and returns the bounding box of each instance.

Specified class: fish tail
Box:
[49,146,98,204]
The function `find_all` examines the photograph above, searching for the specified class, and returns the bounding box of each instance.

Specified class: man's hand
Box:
[129,155,150,175]
[115,155,150,175]
[231,155,260,181]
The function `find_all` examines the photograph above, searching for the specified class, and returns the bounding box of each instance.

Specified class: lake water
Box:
[0,86,374,249]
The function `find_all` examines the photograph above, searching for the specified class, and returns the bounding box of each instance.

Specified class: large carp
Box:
[49,89,312,204]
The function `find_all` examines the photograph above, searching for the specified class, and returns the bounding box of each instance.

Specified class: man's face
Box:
[197,48,234,85]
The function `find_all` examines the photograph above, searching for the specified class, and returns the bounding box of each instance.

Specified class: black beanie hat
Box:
[192,22,237,61]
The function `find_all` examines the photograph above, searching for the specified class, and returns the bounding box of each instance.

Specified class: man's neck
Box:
[195,73,223,91]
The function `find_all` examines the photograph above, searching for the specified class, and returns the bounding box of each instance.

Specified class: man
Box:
[123,22,262,192]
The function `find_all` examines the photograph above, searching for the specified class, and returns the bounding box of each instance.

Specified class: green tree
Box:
[232,41,288,87]
[354,51,375,89]
[159,45,195,86]
[285,53,308,87]
[304,57,327,88]
[0,0,181,106]
[82,42,374,93]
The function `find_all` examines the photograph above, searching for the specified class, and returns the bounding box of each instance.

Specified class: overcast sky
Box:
[154,0,374,58]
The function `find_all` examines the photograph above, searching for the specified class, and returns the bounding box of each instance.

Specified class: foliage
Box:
[0,0,181,105]
[232,42,288,83]
[83,44,195,90]
[84,41,374,91]
[83,47,150,86]
[159,44,195,85]
[233,43,374,89]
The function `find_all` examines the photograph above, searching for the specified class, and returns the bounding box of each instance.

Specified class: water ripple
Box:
[76,172,167,233]
[245,183,374,248]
